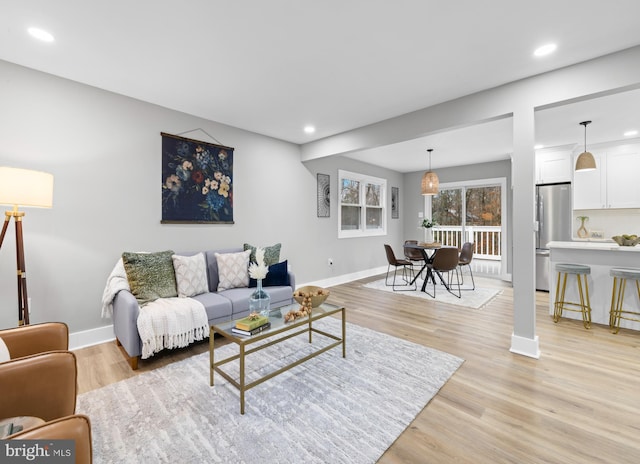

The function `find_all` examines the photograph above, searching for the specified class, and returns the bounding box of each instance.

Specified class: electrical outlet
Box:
[328,258,333,266]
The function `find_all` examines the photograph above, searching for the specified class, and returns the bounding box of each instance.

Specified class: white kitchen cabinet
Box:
[606,152,640,208]
[535,150,572,184]
[573,150,640,209]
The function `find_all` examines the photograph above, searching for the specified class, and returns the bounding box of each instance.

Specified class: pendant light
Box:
[575,120,596,172]
[421,148,439,195]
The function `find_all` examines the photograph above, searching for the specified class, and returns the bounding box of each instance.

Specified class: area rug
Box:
[77,317,463,464]
[363,277,502,309]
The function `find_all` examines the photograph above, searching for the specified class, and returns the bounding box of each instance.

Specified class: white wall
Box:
[0,60,404,333]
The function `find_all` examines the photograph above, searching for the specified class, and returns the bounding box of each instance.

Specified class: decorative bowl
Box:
[293,285,330,307]
[612,235,640,246]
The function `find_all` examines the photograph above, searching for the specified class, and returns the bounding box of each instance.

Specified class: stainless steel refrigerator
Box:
[535,182,572,291]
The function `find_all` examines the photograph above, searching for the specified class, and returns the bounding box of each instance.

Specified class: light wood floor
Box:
[75,276,640,463]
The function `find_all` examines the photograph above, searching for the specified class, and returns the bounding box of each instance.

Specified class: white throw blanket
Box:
[101,259,209,359]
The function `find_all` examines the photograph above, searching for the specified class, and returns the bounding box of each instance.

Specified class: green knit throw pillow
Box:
[243,243,281,266]
[122,250,178,306]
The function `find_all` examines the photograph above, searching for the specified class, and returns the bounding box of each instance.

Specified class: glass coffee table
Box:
[209,302,346,414]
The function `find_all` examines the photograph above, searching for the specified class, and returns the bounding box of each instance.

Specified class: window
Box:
[338,170,387,238]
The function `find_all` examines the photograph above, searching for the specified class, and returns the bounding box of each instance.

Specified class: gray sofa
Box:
[112,248,295,369]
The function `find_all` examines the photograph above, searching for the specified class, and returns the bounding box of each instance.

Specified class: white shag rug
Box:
[77,317,463,464]
[364,277,502,309]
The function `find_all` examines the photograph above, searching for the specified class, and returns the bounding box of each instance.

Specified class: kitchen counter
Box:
[548,240,640,251]
[547,241,640,330]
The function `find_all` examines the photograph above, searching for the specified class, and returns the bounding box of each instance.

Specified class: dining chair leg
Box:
[459,264,475,290]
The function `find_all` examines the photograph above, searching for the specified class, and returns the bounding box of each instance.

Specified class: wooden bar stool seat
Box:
[609,268,640,334]
[553,263,592,329]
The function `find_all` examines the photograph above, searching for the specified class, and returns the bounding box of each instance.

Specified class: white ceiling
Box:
[2,0,640,171]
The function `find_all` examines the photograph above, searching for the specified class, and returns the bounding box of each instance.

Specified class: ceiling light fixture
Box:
[421,148,439,196]
[624,130,638,137]
[534,43,557,57]
[303,125,316,134]
[27,27,55,42]
[575,121,596,172]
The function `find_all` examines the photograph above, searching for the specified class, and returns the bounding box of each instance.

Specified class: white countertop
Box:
[547,241,640,252]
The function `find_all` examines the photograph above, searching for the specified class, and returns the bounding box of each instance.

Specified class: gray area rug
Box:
[364,278,502,309]
[77,317,463,463]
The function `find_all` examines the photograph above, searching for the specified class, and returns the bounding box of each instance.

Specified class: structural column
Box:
[510,106,539,358]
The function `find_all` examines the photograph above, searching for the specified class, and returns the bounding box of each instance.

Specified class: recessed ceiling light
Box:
[304,125,316,134]
[623,130,638,137]
[534,144,544,150]
[27,27,55,42]
[534,43,557,57]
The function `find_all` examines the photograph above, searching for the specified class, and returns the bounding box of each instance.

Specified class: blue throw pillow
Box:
[249,260,289,287]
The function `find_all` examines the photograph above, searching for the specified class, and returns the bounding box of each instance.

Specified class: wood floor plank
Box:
[74,275,640,463]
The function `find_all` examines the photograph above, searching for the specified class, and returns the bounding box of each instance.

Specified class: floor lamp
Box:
[0,167,54,326]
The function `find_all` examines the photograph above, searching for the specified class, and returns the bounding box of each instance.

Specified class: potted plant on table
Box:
[421,218,438,243]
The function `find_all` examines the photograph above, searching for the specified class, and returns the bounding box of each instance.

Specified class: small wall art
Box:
[161,132,234,223]
[317,173,330,217]
[391,186,399,219]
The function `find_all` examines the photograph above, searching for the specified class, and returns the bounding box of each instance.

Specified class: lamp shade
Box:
[421,171,439,195]
[575,152,596,172]
[0,167,54,208]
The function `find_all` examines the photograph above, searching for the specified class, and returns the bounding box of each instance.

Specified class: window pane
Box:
[365,183,380,206]
[466,186,501,226]
[340,179,360,204]
[365,207,383,229]
[432,188,462,225]
[341,205,361,230]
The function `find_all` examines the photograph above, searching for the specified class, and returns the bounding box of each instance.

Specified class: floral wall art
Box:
[161,132,234,223]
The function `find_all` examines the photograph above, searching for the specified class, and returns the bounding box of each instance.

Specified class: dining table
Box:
[403,242,451,292]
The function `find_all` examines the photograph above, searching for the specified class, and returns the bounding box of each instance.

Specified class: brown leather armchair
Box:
[0,322,69,360]
[9,414,93,464]
[0,350,77,422]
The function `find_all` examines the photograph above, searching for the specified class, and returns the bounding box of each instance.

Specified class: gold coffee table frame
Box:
[209,302,346,414]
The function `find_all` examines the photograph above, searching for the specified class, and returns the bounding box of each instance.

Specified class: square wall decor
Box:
[161,132,234,224]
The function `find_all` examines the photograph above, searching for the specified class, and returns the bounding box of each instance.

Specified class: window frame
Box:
[338,169,387,238]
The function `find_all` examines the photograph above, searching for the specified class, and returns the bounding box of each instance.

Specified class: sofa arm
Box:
[288,271,296,293]
[112,290,142,362]
[0,351,77,422]
[10,415,93,464]
[0,322,68,360]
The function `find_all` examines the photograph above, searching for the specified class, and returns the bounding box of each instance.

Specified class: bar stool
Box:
[553,263,592,329]
[609,268,640,334]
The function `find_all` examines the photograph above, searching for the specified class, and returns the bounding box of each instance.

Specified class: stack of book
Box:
[232,314,271,336]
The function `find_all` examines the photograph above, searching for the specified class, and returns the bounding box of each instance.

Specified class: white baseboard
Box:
[300,266,387,289]
[509,333,540,359]
[69,325,115,351]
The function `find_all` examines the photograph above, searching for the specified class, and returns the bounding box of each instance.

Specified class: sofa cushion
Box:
[172,253,209,297]
[215,250,250,291]
[122,250,178,305]
[249,260,290,287]
[190,292,233,322]
[243,243,281,266]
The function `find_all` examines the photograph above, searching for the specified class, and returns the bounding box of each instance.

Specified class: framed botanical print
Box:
[161,132,234,223]
[391,186,399,219]
[317,173,330,217]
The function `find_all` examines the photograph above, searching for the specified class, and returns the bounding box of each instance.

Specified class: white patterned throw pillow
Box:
[172,253,209,298]
[215,250,250,291]
[0,337,10,362]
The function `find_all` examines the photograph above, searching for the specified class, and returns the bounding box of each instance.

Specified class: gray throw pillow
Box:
[243,243,281,266]
[122,250,178,306]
